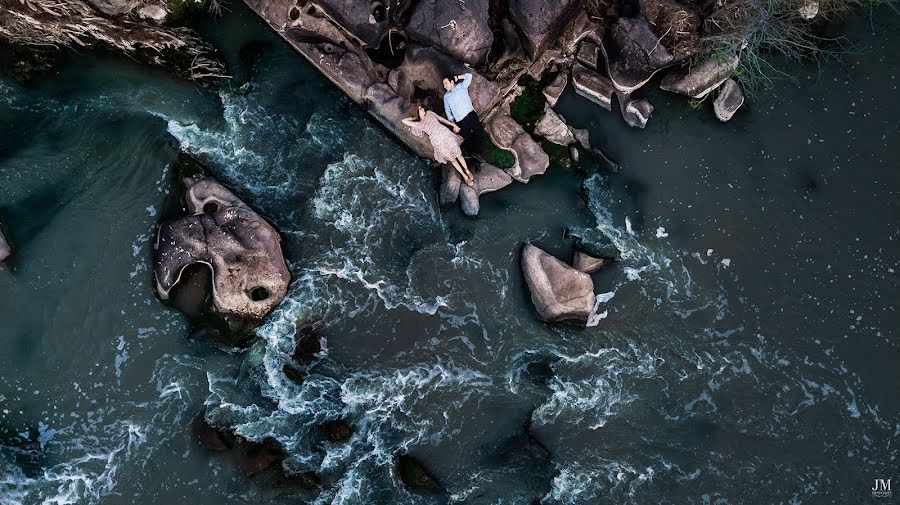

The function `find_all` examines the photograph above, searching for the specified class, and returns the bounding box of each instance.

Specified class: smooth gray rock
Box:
[521,243,596,323]
[600,16,674,93]
[542,72,568,108]
[460,183,480,216]
[573,251,613,274]
[508,0,580,57]
[476,163,513,195]
[571,128,590,150]
[485,112,549,182]
[572,64,615,110]
[406,0,493,65]
[575,39,600,69]
[660,53,740,99]
[0,229,9,262]
[440,165,462,205]
[713,78,744,122]
[137,3,168,23]
[535,107,575,146]
[154,173,291,321]
[623,98,654,128]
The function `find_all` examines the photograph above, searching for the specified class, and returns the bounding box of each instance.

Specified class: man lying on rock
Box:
[442,72,486,162]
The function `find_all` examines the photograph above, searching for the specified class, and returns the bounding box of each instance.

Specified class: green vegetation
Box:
[483,142,516,169]
[509,76,546,132]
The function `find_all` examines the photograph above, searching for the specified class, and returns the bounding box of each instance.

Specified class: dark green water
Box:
[0,5,897,504]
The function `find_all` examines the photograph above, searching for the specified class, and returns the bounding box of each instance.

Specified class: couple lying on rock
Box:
[401,73,486,187]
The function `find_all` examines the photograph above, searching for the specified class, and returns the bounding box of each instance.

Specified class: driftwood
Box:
[0,0,227,82]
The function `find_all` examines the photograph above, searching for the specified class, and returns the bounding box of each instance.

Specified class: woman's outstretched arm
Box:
[435,114,461,132]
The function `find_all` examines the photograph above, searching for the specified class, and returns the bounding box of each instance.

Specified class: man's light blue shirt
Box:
[443,73,474,122]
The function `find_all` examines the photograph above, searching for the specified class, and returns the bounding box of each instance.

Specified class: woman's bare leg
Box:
[450,159,473,186]
[457,156,474,180]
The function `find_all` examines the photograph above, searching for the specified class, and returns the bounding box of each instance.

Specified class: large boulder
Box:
[575,39,600,69]
[600,16,674,93]
[542,72,568,108]
[660,53,740,99]
[485,112,549,182]
[535,107,576,146]
[460,184,480,217]
[476,163,514,195]
[521,243,596,323]
[508,0,581,57]
[310,0,391,47]
[439,165,462,205]
[572,64,615,110]
[620,96,654,128]
[713,78,744,122]
[154,172,291,321]
[406,0,493,66]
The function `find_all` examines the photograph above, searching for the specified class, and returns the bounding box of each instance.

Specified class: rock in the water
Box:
[485,112,549,182]
[573,251,614,274]
[0,228,9,262]
[396,453,443,492]
[535,107,576,146]
[440,165,462,205]
[571,127,590,150]
[507,0,581,57]
[798,0,819,19]
[406,0,493,65]
[240,438,286,478]
[521,243,596,323]
[460,183,480,217]
[576,39,600,69]
[572,64,615,110]
[713,78,744,122]
[154,168,291,321]
[321,419,353,443]
[600,16,674,93]
[293,317,323,362]
[569,145,580,162]
[623,98,654,128]
[476,163,513,195]
[660,53,740,99]
[542,72,568,108]
[565,226,620,260]
[194,416,236,452]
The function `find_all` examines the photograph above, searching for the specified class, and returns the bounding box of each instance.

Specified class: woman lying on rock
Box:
[402,105,474,187]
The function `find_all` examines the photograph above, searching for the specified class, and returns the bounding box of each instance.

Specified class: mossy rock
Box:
[483,142,516,169]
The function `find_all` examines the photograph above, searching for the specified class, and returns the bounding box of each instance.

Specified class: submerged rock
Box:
[565,226,620,260]
[154,162,291,323]
[321,419,353,443]
[396,453,444,493]
[194,415,236,452]
[240,438,286,478]
[714,78,744,122]
[521,243,596,323]
[293,317,323,362]
[660,53,740,99]
[573,251,614,274]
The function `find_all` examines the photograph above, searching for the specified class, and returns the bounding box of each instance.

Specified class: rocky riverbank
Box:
[0,0,226,82]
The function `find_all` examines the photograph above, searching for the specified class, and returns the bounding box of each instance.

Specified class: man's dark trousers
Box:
[456,112,485,157]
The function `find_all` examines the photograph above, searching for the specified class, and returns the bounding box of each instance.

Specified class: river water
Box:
[0,4,897,504]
